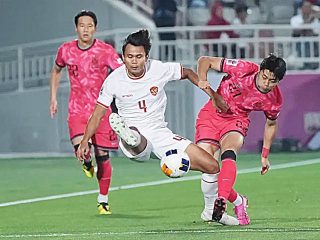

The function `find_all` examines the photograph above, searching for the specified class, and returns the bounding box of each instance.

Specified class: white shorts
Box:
[119,126,191,161]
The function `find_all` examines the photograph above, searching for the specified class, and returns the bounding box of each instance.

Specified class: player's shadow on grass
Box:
[96,213,164,219]
[253,217,319,224]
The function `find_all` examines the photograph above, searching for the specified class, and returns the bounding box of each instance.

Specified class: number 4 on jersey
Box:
[138,100,147,112]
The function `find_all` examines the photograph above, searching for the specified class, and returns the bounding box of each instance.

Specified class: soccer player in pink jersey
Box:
[196,55,286,224]
[49,10,123,215]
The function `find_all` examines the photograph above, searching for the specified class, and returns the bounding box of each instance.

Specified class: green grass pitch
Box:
[0,151,319,239]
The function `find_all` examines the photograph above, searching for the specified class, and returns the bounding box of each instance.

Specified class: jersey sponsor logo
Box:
[99,86,104,95]
[173,135,186,141]
[150,86,158,96]
[226,59,238,66]
[122,94,133,98]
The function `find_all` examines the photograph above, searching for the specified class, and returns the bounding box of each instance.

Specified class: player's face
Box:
[76,16,96,46]
[123,44,147,77]
[257,69,279,92]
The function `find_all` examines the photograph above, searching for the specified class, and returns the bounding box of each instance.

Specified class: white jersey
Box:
[97,59,182,129]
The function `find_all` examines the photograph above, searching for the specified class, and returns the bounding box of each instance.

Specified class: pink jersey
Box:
[55,39,122,118]
[203,58,283,120]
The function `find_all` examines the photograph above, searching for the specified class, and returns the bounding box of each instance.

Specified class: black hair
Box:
[122,29,152,56]
[260,54,286,81]
[235,3,248,14]
[74,10,97,27]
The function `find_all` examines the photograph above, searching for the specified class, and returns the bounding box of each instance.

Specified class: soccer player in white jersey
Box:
[77,29,238,225]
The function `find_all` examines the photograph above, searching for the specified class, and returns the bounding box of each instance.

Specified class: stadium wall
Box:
[0,0,145,47]
[0,86,70,153]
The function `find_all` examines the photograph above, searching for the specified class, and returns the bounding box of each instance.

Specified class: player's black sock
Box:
[83,160,92,169]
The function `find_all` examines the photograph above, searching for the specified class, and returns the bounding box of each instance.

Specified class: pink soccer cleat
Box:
[234,195,250,225]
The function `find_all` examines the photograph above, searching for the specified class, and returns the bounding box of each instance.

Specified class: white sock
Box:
[97,194,108,203]
[201,173,218,211]
[232,194,242,207]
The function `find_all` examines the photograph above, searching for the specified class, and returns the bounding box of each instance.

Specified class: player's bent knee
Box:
[221,150,237,161]
[160,149,190,178]
[95,153,110,162]
[211,160,220,173]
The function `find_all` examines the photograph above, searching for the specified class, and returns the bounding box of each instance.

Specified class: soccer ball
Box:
[160,149,190,178]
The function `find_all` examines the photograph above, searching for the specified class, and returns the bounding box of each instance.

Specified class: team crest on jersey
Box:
[150,86,158,96]
[226,59,238,66]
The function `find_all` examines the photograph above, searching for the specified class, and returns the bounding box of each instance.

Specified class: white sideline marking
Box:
[0,228,320,238]
[0,158,319,208]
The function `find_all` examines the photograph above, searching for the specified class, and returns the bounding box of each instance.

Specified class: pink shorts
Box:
[68,109,118,150]
[195,105,250,145]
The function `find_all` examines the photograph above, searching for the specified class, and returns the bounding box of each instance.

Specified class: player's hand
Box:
[49,99,58,118]
[261,157,270,175]
[77,141,90,162]
[212,94,229,113]
[198,80,211,90]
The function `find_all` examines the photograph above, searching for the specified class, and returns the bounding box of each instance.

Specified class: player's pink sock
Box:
[96,159,112,196]
[228,188,238,203]
[218,159,237,199]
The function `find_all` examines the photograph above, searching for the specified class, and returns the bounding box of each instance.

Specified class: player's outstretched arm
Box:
[185,60,229,113]
[77,104,107,161]
[260,118,278,175]
[49,65,62,118]
[197,56,223,90]
[181,67,216,99]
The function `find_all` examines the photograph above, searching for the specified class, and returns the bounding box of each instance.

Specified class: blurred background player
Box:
[77,29,238,226]
[196,54,287,225]
[49,10,123,214]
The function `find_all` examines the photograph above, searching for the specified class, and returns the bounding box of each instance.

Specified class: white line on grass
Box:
[0,158,319,208]
[1,228,320,238]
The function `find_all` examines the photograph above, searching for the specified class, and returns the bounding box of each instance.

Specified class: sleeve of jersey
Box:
[264,89,283,120]
[97,80,114,109]
[222,59,258,77]
[55,45,66,68]
[106,46,123,70]
[264,109,281,120]
[163,62,182,82]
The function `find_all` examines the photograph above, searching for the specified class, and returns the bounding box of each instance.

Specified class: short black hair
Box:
[260,54,286,81]
[122,29,152,56]
[74,10,97,27]
[235,4,248,14]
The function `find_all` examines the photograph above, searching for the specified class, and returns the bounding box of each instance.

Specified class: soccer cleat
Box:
[212,197,227,222]
[234,195,250,225]
[109,113,138,147]
[219,213,239,226]
[201,208,239,225]
[97,202,112,215]
[82,160,94,178]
